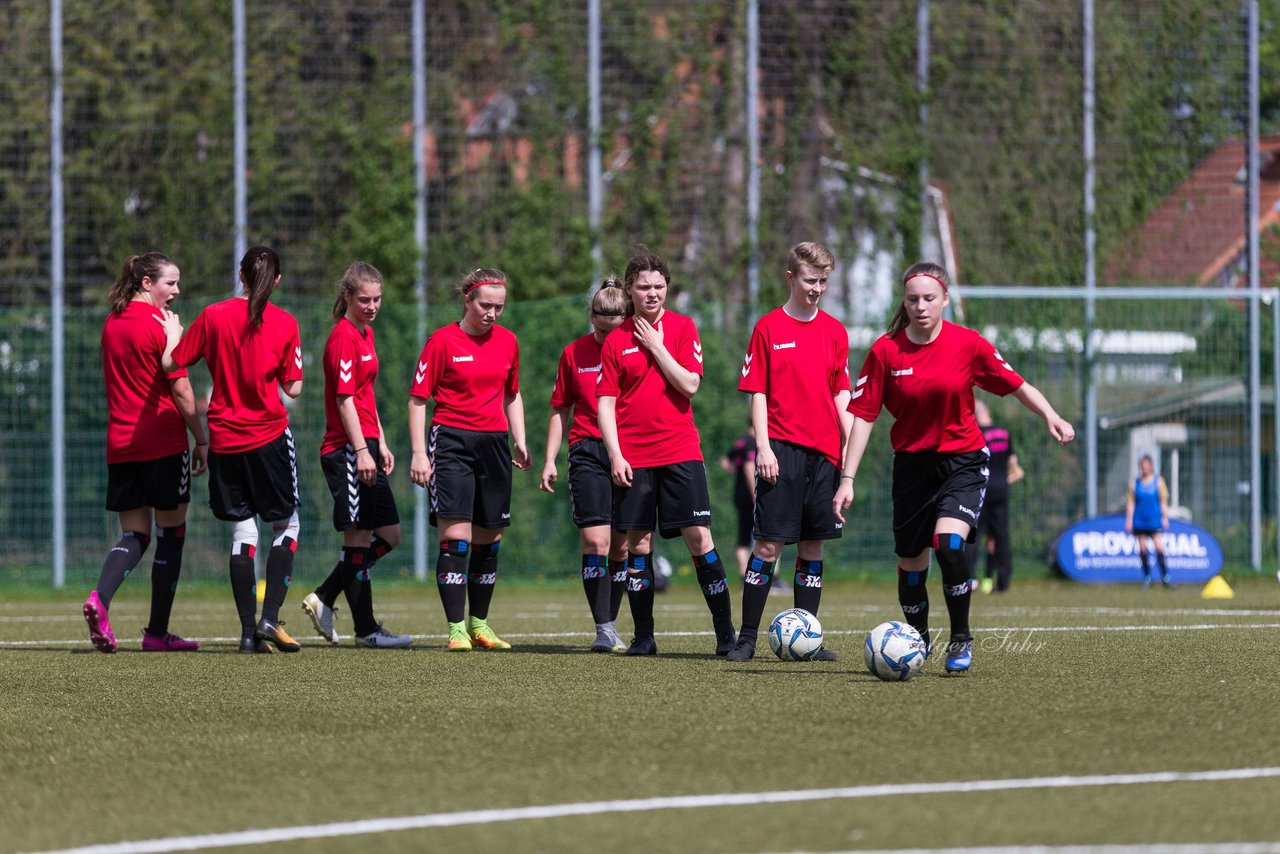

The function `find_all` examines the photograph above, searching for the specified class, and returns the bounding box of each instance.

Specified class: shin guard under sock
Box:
[694,549,733,632]
[793,558,824,616]
[147,525,185,635]
[582,554,612,624]
[348,535,393,635]
[229,547,258,634]
[436,540,469,624]
[898,565,930,647]
[626,553,655,637]
[261,537,297,624]
[467,541,500,620]
[934,532,974,643]
[738,555,776,643]
[95,531,150,609]
[608,559,627,622]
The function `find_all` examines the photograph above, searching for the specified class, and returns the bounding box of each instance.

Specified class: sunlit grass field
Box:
[2,574,1278,853]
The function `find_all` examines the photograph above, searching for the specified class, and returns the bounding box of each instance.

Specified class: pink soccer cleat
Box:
[141,630,201,652]
[83,591,117,654]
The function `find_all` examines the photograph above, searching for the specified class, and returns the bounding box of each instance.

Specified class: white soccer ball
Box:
[864,620,927,682]
[767,608,824,661]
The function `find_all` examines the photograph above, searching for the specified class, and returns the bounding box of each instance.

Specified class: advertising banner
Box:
[1053,513,1224,584]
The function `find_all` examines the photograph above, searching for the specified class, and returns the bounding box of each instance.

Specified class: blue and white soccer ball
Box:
[768,608,824,661]
[864,620,927,681]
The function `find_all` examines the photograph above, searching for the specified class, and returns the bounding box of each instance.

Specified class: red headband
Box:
[466,278,506,295]
[903,271,948,292]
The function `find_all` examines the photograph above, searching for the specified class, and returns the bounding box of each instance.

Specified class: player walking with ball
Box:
[834,262,1074,673]
[726,242,851,662]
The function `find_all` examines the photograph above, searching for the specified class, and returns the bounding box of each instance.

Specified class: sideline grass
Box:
[2,576,1279,853]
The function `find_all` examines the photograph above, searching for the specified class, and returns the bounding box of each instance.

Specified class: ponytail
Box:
[239,246,281,328]
[887,261,949,337]
[333,262,383,321]
[107,252,174,314]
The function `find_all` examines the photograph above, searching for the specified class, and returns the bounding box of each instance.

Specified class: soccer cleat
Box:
[301,592,340,644]
[141,630,200,652]
[625,635,658,656]
[606,626,628,653]
[1161,574,1173,588]
[446,621,473,652]
[944,639,973,674]
[255,619,302,653]
[714,624,737,656]
[1141,575,1152,589]
[82,591,117,654]
[355,625,412,649]
[590,625,614,653]
[239,633,273,654]
[979,577,994,595]
[812,647,838,662]
[467,617,512,650]
[725,639,755,662]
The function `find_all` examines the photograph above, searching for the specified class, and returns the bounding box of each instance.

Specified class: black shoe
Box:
[714,625,737,656]
[625,635,658,656]
[812,647,837,662]
[255,619,302,653]
[239,633,272,655]
[725,639,755,662]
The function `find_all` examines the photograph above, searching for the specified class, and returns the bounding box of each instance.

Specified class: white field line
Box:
[25,767,1280,854]
[4,622,1280,648]
[771,845,1280,854]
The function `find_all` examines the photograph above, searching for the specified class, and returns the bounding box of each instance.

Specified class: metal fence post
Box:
[1247,0,1262,571]
[50,0,66,589]
[1083,0,1099,520]
[412,0,429,581]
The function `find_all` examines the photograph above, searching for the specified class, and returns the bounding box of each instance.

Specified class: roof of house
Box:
[1105,135,1280,287]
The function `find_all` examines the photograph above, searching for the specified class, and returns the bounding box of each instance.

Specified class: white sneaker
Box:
[355,625,413,649]
[301,592,340,644]
[604,624,627,653]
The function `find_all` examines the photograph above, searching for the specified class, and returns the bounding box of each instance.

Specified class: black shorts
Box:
[753,440,843,544]
[321,438,400,532]
[429,423,512,529]
[207,429,300,523]
[891,449,989,557]
[613,460,712,539]
[105,450,191,512]
[1132,528,1162,539]
[568,438,613,529]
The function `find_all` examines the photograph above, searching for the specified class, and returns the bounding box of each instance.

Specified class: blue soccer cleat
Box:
[944,639,972,674]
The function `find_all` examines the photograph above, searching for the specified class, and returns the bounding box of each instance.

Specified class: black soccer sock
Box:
[436,540,469,624]
[261,536,297,624]
[1140,549,1151,578]
[467,541,501,621]
[229,546,258,635]
[95,531,150,610]
[1156,550,1169,578]
[314,561,345,607]
[934,532,973,644]
[147,525,185,636]
[738,554,776,644]
[626,552,656,637]
[608,559,627,622]
[898,565,930,647]
[694,549,734,632]
[347,536,392,636]
[793,558,824,616]
[326,546,365,626]
[582,554,612,624]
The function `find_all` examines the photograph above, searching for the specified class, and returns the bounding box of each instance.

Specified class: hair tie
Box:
[465,278,506,295]
[902,271,949,292]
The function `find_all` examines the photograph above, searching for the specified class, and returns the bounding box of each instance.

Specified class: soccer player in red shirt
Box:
[727,242,851,662]
[409,268,531,651]
[84,252,208,653]
[300,263,411,649]
[597,250,735,656]
[539,278,630,653]
[159,246,305,654]
[833,261,1074,673]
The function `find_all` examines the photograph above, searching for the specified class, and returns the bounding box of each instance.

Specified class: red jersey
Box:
[410,322,520,432]
[596,310,704,467]
[321,318,380,455]
[550,333,607,446]
[171,298,303,453]
[738,307,850,467]
[849,321,1024,453]
[101,301,190,464]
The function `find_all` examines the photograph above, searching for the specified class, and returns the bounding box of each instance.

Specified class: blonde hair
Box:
[887,261,949,337]
[786,242,835,276]
[332,262,383,321]
[591,275,628,316]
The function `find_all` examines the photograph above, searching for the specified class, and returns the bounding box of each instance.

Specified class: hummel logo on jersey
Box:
[623,346,640,356]
[693,341,704,363]
[293,347,302,370]
[578,364,601,374]
[415,360,428,384]
[452,355,474,363]
[891,367,913,377]
[993,349,1014,371]
[360,354,373,362]
[959,504,979,520]
[339,358,353,384]
[772,341,796,350]
[741,353,753,378]
[852,374,866,400]
[692,509,711,517]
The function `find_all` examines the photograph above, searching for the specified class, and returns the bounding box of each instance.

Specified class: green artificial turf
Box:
[2,576,1278,853]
